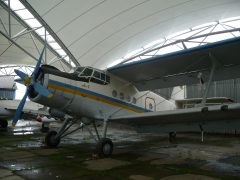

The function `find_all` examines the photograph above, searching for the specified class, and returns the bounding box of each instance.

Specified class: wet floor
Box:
[1,120,240,179]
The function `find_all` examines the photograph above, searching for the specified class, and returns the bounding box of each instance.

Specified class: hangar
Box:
[1,0,240,179]
[1,0,240,100]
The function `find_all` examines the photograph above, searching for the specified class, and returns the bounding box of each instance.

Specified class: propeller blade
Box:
[12,91,28,126]
[14,69,28,80]
[15,78,24,85]
[33,82,53,98]
[32,46,45,78]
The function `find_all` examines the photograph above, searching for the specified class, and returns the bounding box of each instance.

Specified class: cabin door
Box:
[145,97,156,111]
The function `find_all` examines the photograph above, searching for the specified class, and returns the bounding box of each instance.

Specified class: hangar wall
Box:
[0,77,16,100]
[186,79,240,102]
[155,78,240,103]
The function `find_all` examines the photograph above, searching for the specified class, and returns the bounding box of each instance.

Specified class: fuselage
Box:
[29,65,175,120]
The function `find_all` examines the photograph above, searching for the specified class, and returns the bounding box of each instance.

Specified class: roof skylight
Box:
[3,0,75,68]
[108,16,240,68]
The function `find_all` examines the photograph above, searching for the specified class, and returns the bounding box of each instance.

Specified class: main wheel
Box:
[96,138,113,157]
[45,130,60,148]
[0,120,8,128]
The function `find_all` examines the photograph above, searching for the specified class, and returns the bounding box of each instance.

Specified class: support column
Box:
[8,0,11,37]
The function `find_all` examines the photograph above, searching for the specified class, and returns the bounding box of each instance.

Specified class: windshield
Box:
[75,67,84,73]
[80,68,93,77]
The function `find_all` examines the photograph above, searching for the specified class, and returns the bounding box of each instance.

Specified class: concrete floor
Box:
[1,120,240,179]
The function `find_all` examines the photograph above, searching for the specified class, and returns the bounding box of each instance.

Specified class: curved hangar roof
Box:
[11,0,240,69]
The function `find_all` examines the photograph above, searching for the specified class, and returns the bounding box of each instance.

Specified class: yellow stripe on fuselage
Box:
[48,82,144,113]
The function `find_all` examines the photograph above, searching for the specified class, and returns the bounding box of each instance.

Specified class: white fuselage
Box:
[31,69,175,120]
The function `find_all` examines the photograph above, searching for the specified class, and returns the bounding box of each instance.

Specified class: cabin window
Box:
[149,103,153,110]
[120,92,124,100]
[132,97,137,104]
[112,90,117,97]
[126,95,131,102]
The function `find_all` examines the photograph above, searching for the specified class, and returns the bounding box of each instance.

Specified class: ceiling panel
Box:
[5,0,240,69]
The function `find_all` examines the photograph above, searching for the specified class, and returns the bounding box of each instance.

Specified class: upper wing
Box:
[109,103,240,126]
[108,37,240,90]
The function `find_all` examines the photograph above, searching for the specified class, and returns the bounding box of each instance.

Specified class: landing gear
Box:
[169,131,176,142]
[45,130,60,147]
[0,120,8,128]
[44,117,113,157]
[96,138,113,157]
[41,123,50,132]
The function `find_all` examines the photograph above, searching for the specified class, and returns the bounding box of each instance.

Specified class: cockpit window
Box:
[75,67,84,73]
[80,68,93,77]
[93,71,101,79]
[76,66,110,85]
[101,73,106,81]
[92,72,110,84]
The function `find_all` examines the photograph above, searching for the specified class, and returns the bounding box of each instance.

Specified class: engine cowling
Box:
[48,108,65,118]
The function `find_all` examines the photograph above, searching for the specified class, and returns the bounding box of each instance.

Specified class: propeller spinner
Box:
[12,47,53,126]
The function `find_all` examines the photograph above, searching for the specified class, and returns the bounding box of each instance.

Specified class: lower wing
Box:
[109,103,240,126]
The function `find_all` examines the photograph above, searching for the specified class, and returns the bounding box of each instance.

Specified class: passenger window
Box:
[120,92,124,100]
[132,97,137,104]
[112,90,117,97]
[126,95,131,102]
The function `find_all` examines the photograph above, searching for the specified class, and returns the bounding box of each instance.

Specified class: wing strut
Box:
[200,53,218,106]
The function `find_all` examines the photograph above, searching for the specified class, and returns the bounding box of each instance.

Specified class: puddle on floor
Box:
[16,168,63,180]
[202,159,240,176]
[0,159,42,171]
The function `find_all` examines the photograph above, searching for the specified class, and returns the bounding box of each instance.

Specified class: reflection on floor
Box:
[0,120,240,179]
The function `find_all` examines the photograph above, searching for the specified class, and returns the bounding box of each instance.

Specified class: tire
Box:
[96,138,113,157]
[45,130,60,147]
[0,120,8,128]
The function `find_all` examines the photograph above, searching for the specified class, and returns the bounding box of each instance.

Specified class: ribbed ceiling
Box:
[3,0,240,69]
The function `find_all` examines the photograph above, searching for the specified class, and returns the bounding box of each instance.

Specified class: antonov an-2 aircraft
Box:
[0,101,56,129]
[12,37,240,157]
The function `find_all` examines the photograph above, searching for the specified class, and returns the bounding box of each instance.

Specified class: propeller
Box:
[12,47,53,126]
